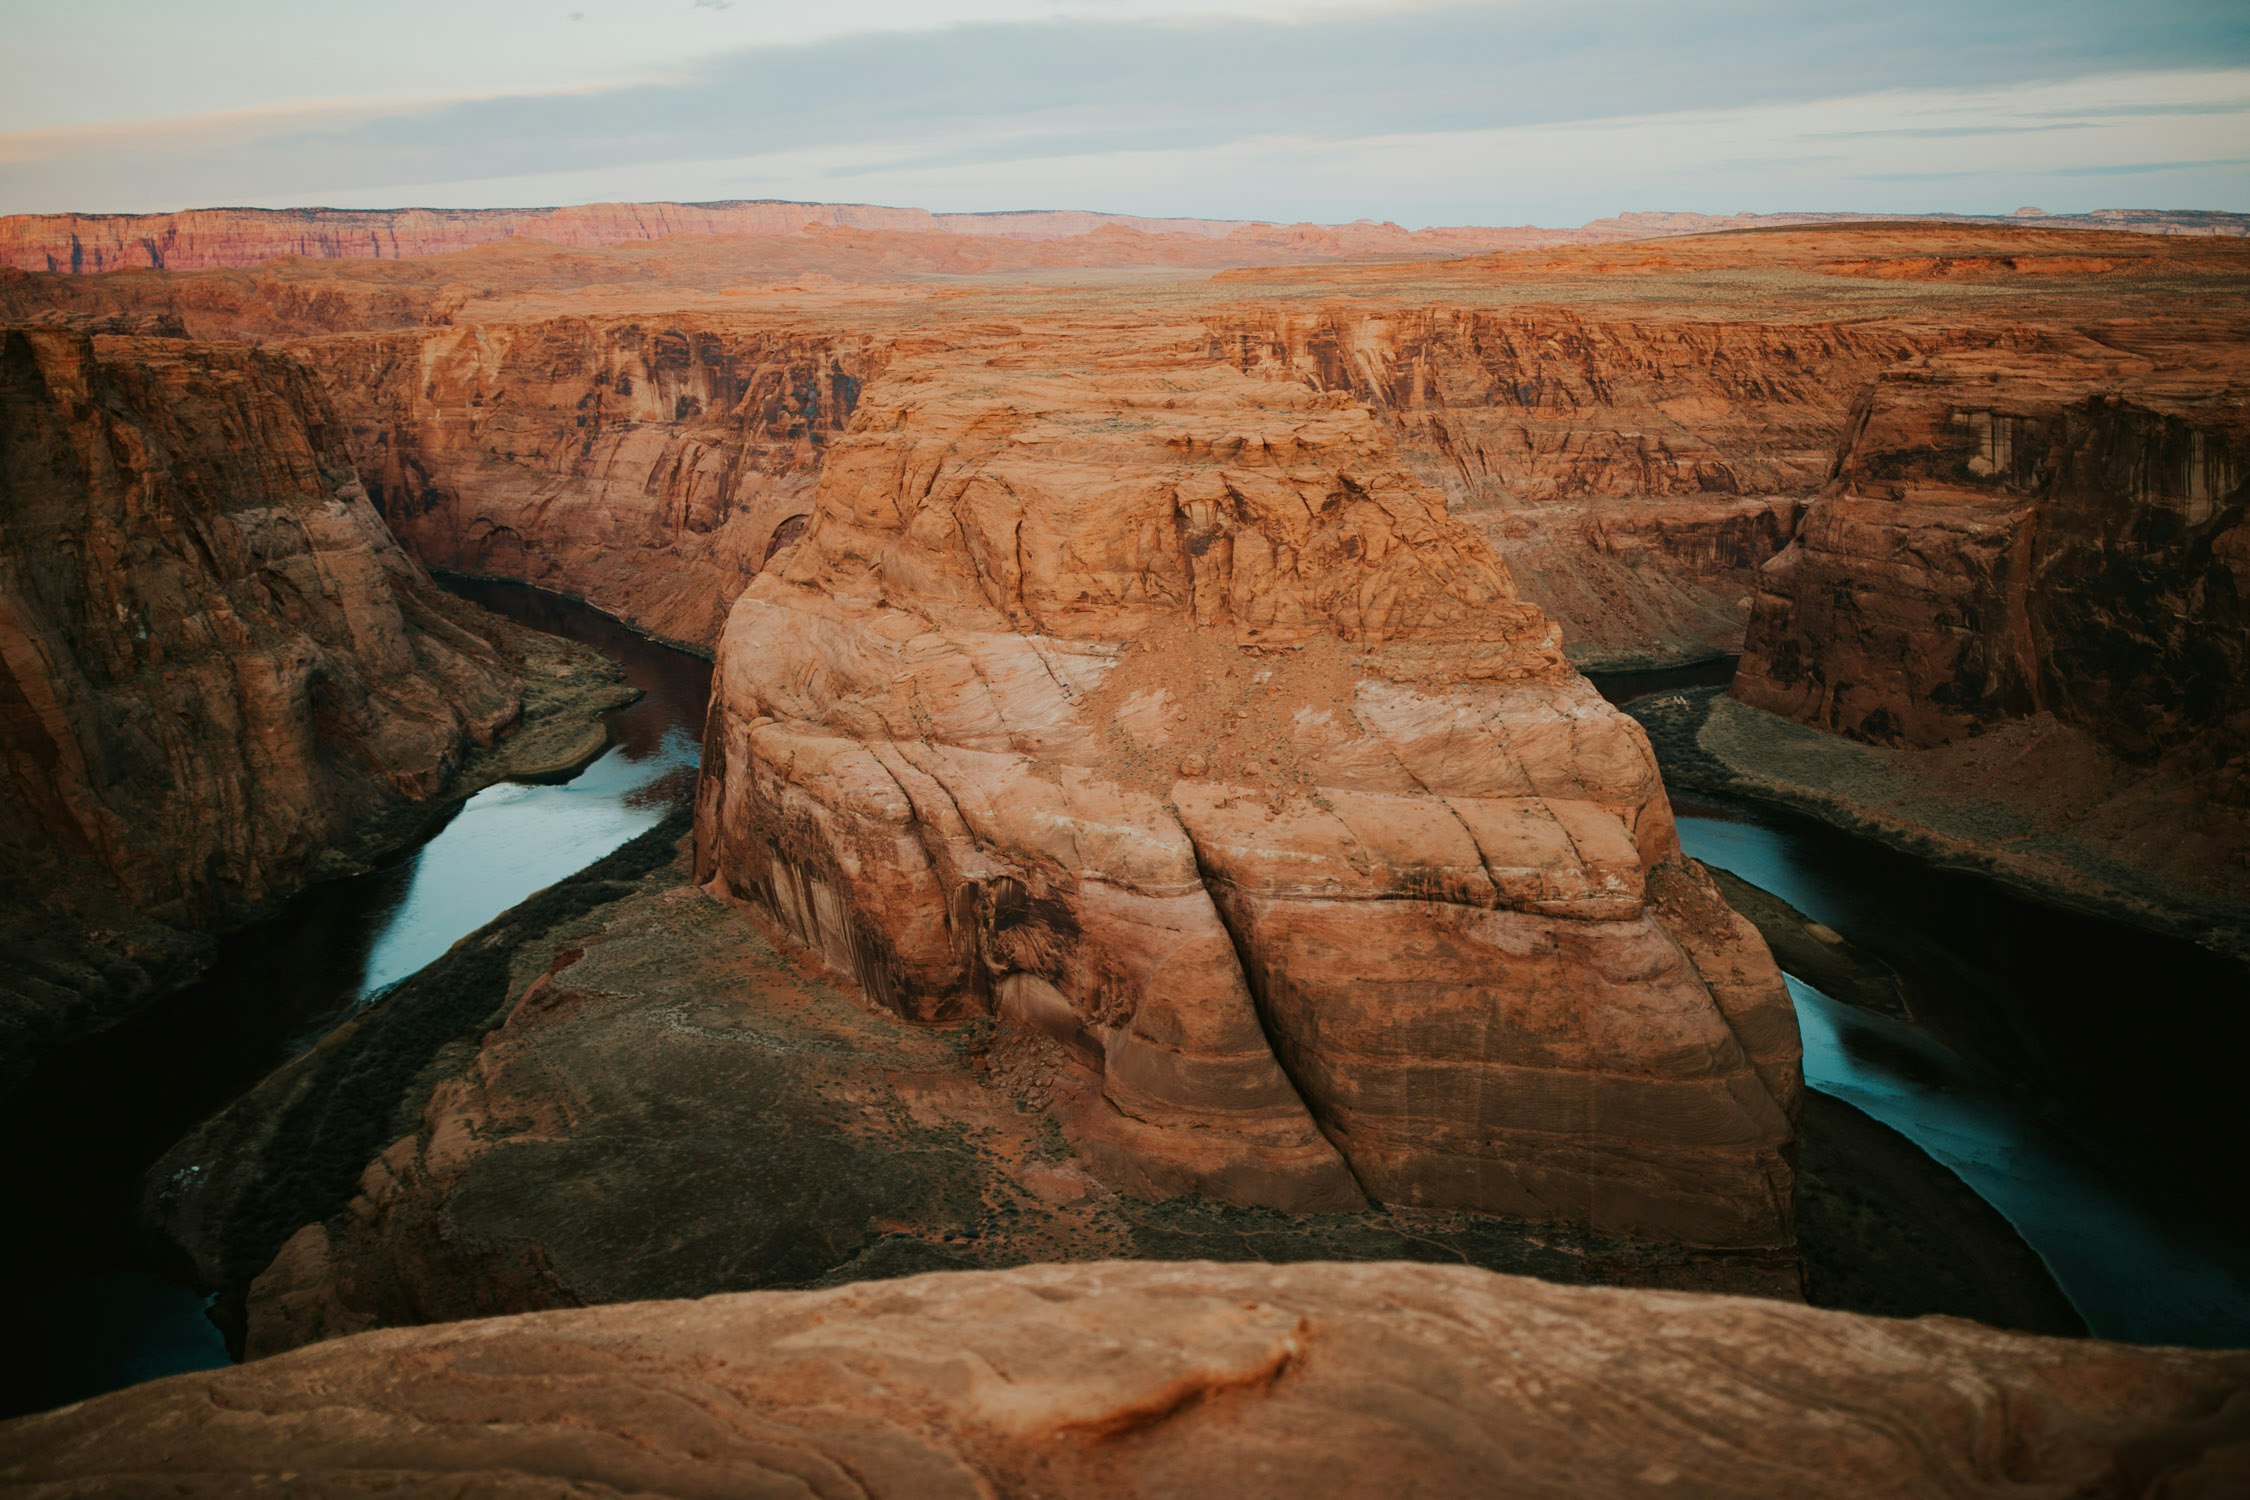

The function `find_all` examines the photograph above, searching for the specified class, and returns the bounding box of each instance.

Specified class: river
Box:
[1593,660,2250,1347]
[0,581,712,1419]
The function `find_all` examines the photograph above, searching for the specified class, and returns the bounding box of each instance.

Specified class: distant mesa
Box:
[0,199,2243,275]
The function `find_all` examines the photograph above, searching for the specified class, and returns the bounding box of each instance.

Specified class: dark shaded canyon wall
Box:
[300,318,887,647]
[0,328,527,1070]
[1735,346,2250,795]
[1201,308,1931,661]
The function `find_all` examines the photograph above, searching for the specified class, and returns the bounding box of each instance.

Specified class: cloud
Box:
[2,0,2245,217]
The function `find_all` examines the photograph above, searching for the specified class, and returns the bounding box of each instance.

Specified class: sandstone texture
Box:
[0,201,1563,277]
[1736,338,2248,764]
[304,319,882,646]
[0,327,622,1078]
[1202,306,1924,666]
[692,324,1802,1251]
[4,1259,2243,1499]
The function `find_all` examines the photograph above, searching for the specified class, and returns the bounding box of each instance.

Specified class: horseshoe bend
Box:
[4,6,2249,1487]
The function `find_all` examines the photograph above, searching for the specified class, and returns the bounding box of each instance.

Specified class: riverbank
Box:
[430,568,719,661]
[1631,686,2250,964]
[0,584,694,1421]
[138,825,2090,1372]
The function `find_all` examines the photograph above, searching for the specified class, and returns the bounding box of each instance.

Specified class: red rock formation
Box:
[4,1260,2243,1496]
[6,201,2241,276]
[693,330,1800,1247]
[1735,336,2250,788]
[298,318,883,646]
[0,328,539,1071]
[1203,307,1922,662]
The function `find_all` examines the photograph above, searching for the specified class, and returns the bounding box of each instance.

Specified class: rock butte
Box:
[3,1261,2244,1498]
[693,323,1800,1246]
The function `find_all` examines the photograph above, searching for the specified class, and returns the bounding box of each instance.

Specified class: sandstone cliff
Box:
[4,1260,2242,1497]
[168,826,1817,1367]
[0,328,599,1075]
[300,318,882,647]
[1205,307,1932,663]
[692,328,1801,1250]
[0,201,1568,276]
[1737,336,2249,778]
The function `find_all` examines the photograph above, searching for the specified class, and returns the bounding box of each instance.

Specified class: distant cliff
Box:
[3,200,2241,275]
[0,201,1558,274]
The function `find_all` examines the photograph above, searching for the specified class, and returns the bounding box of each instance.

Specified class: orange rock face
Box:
[5,1260,2243,1498]
[1735,335,2250,788]
[0,328,533,1071]
[301,319,883,646]
[0,201,1572,275]
[692,327,1801,1246]
[1202,307,1929,663]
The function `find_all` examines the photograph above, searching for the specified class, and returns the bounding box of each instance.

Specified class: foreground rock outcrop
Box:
[4,1260,2242,1497]
[0,328,620,1076]
[695,330,1801,1250]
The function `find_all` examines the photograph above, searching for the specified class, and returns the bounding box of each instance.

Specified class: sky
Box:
[2,0,2246,224]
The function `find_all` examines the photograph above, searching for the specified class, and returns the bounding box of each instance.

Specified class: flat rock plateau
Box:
[2,202,2245,1492]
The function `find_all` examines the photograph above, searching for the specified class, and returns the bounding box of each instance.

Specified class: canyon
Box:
[0,327,626,1082]
[689,325,1800,1248]
[1,203,2245,1482]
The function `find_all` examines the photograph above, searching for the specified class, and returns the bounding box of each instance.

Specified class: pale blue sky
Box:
[3,0,2245,222]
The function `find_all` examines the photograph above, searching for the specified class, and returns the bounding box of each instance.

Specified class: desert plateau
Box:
[2,2,2247,1494]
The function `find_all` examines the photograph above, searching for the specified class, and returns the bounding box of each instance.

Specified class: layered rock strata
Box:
[1737,339,2249,779]
[0,328,603,1074]
[301,319,881,646]
[693,333,1801,1249]
[180,830,1815,1364]
[5,1260,2243,1498]
[1204,308,1932,664]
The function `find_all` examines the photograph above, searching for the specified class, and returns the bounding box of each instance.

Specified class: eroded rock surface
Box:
[1737,338,2249,767]
[1202,308,1925,666]
[0,328,616,1075]
[694,327,1801,1250]
[5,1260,2243,1499]
[302,319,881,646]
[1724,333,2250,936]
